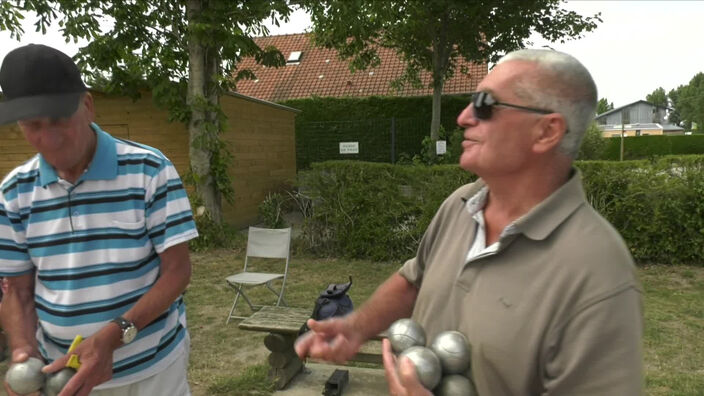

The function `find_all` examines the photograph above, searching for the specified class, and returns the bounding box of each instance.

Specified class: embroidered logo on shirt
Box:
[499,296,513,308]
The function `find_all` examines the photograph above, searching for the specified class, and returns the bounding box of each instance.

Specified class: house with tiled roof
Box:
[235,33,487,102]
[595,100,684,137]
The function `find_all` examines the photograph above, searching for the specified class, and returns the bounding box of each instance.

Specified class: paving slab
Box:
[274,363,388,396]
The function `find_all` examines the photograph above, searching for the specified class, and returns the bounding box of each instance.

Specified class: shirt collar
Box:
[461,168,586,241]
[39,123,118,187]
[514,168,586,240]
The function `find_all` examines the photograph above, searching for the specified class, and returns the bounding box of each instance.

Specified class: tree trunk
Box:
[429,13,451,143]
[187,0,222,222]
[430,79,443,142]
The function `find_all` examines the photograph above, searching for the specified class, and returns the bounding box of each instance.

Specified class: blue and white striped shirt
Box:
[0,123,198,388]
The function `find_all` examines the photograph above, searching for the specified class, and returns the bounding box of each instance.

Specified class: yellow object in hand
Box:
[66,335,83,369]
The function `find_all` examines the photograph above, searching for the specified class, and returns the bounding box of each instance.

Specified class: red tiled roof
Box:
[235,33,487,102]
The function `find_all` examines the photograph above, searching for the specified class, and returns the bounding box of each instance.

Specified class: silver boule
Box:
[429,330,471,374]
[5,357,45,395]
[398,346,442,390]
[435,374,478,396]
[388,318,426,354]
[45,367,76,396]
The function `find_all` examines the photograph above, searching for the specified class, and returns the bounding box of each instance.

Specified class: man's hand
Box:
[294,317,365,364]
[382,338,432,396]
[41,327,119,396]
[3,346,43,396]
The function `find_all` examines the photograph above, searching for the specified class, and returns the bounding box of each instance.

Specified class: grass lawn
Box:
[0,250,702,395]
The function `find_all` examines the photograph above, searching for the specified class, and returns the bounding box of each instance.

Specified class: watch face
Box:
[123,325,138,344]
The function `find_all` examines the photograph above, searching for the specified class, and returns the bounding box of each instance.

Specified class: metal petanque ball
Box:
[435,374,478,396]
[5,357,46,395]
[398,346,442,390]
[388,318,426,354]
[429,330,471,374]
[45,367,77,396]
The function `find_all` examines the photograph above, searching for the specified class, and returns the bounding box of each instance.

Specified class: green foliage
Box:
[601,135,704,160]
[258,192,288,228]
[281,95,470,169]
[187,195,242,252]
[299,0,600,139]
[299,157,704,264]
[298,161,476,260]
[188,211,242,253]
[577,156,704,264]
[408,126,464,166]
[646,87,668,108]
[576,122,608,160]
[596,97,614,115]
[2,0,295,220]
[668,72,704,131]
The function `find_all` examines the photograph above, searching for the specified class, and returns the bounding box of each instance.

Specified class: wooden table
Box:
[239,306,311,389]
[239,306,385,390]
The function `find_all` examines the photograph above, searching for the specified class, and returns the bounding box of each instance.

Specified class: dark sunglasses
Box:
[470,91,555,120]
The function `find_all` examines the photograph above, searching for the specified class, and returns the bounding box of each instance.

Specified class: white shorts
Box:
[91,348,191,396]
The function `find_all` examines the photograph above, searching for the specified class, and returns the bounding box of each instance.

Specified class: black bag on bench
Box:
[299,276,353,336]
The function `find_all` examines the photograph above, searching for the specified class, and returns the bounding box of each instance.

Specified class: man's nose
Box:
[457,104,478,128]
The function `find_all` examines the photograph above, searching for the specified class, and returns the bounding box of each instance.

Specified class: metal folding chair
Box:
[225,227,292,324]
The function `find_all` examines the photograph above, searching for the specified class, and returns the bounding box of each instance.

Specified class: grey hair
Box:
[497,49,597,158]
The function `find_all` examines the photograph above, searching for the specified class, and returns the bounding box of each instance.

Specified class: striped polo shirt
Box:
[0,123,198,388]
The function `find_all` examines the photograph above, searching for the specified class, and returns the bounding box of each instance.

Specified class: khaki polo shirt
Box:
[399,170,644,395]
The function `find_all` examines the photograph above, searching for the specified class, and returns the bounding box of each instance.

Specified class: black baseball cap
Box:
[0,44,87,125]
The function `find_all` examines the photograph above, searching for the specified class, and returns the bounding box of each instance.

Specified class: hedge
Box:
[297,156,704,264]
[601,135,704,160]
[280,96,471,169]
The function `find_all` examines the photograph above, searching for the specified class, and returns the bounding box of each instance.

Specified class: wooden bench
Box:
[238,305,383,389]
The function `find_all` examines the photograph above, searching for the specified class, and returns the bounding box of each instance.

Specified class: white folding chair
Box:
[225,227,292,324]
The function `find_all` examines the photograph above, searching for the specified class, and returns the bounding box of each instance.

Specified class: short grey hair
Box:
[497,49,597,158]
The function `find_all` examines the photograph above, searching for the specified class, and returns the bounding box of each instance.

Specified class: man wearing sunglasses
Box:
[296,49,643,396]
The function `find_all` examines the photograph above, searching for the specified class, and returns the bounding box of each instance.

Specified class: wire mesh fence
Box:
[296,115,459,169]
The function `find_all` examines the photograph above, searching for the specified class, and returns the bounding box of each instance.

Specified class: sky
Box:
[1,1,702,108]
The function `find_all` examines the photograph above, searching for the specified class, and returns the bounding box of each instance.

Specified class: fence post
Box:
[390,117,396,164]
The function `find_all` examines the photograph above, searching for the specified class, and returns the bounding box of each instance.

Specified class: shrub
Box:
[601,135,704,160]
[576,122,608,160]
[299,157,704,264]
[298,161,475,260]
[187,196,242,252]
[258,192,288,228]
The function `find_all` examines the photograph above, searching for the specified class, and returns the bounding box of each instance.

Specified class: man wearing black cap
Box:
[0,44,198,395]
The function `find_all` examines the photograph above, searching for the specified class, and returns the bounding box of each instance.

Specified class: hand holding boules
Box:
[387,318,426,354]
[382,338,432,396]
[5,357,45,395]
[44,367,76,396]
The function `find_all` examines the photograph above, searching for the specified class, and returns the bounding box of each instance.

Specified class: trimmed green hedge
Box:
[298,157,704,264]
[602,135,704,160]
[280,96,471,169]
[280,95,471,124]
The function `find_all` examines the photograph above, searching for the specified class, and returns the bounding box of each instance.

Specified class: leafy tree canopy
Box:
[646,87,667,108]
[299,0,601,141]
[668,72,704,131]
[596,97,613,115]
[0,0,295,221]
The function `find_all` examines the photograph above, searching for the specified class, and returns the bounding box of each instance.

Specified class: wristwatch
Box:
[111,316,138,345]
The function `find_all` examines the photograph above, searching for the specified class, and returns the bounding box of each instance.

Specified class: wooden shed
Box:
[0,90,299,228]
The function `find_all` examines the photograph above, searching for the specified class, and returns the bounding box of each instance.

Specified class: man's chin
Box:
[458,155,477,173]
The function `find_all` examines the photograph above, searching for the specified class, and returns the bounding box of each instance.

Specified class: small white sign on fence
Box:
[339,142,359,154]
[436,140,447,155]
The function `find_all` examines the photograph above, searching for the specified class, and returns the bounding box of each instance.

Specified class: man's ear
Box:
[83,92,95,123]
[533,114,567,154]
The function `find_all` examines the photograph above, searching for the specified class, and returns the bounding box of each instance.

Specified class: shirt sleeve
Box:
[0,186,34,276]
[398,191,457,287]
[144,158,198,254]
[543,286,644,395]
